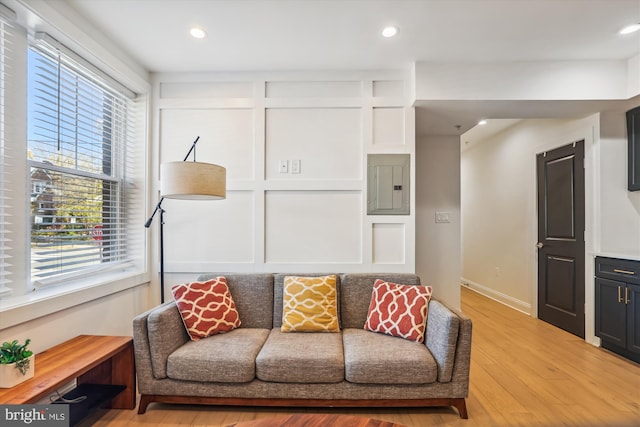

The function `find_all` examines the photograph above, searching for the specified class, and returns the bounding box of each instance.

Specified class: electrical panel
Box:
[367,154,410,215]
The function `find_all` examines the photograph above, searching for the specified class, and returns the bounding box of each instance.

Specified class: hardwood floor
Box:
[88,288,640,426]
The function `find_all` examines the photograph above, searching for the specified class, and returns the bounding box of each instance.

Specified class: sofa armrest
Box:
[425,299,470,383]
[132,306,155,393]
[450,307,472,393]
[133,302,189,380]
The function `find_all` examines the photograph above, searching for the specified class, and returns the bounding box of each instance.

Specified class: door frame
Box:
[530,116,599,345]
[536,140,585,337]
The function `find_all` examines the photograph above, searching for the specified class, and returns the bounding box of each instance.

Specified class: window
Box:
[0,4,16,297]
[27,33,140,286]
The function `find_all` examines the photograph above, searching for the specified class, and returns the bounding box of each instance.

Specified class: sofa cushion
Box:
[340,273,421,329]
[343,328,438,384]
[256,329,344,383]
[281,275,340,332]
[198,273,274,329]
[172,277,241,340]
[167,328,270,383]
[364,279,432,343]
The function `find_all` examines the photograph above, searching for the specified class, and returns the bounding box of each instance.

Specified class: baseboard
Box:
[461,278,532,315]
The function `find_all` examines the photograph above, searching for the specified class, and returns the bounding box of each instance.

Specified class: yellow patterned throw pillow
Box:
[281,275,340,332]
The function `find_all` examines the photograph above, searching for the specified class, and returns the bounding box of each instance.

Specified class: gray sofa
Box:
[132,273,472,418]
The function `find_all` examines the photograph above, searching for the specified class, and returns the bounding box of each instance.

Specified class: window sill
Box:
[0,270,150,329]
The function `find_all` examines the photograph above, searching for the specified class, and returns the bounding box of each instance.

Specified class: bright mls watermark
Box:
[1,405,69,426]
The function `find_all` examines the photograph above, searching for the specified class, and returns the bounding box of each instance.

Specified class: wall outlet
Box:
[279,160,289,173]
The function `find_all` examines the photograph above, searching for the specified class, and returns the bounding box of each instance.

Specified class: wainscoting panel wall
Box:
[159,81,255,99]
[265,81,362,98]
[164,193,255,267]
[160,108,256,181]
[372,223,406,264]
[265,108,362,181]
[265,190,362,264]
[373,107,405,146]
[154,72,414,286]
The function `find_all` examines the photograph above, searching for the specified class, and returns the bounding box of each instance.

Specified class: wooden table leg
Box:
[109,341,136,409]
[76,340,136,410]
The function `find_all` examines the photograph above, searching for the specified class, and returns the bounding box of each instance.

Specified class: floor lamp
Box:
[145,136,226,303]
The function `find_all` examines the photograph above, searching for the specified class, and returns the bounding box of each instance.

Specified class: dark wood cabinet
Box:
[595,257,640,363]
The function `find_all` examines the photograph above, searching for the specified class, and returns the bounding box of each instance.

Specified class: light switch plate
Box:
[291,159,301,174]
[435,212,451,223]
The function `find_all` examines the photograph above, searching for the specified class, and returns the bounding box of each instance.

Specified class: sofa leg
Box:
[138,395,153,414]
[453,398,468,419]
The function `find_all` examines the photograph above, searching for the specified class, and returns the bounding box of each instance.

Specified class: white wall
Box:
[599,111,640,257]
[0,285,150,354]
[460,112,640,343]
[461,116,599,315]
[416,135,461,308]
[153,73,417,300]
[414,61,634,101]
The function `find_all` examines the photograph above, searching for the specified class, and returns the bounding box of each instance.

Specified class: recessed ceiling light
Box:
[478,119,488,126]
[382,26,399,38]
[190,27,207,39]
[619,23,640,35]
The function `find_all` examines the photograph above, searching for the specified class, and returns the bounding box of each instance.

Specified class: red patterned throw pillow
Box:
[172,277,241,340]
[364,279,433,343]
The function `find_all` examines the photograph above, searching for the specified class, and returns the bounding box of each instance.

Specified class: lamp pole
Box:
[145,136,200,304]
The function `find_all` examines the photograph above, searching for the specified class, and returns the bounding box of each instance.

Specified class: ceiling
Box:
[63,0,640,137]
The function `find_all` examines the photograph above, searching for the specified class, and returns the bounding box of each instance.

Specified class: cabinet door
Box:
[595,278,627,346]
[628,106,640,191]
[627,283,640,355]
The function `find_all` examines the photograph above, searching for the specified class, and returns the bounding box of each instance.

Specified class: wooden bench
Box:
[0,335,135,417]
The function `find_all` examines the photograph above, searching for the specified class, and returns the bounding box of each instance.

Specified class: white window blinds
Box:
[0,3,16,297]
[28,33,140,286]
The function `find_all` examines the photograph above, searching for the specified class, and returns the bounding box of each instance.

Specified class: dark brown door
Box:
[537,141,585,338]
